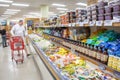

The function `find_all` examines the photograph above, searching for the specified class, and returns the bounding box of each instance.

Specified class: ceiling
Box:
[0,0,87,21]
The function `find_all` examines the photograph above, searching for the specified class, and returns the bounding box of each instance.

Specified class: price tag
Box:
[114,71,120,79]
[72,23,76,26]
[79,22,83,26]
[104,20,113,26]
[89,21,96,26]
[113,16,120,22]
[98,64,106,70]
[68,23,71,27]
[96,21,103,26]
[83,20,89,24]
[71,48,75,53]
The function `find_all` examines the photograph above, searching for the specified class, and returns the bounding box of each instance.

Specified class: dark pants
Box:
[2,35,7,47]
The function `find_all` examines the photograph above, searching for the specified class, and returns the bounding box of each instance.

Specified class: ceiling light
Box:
[0,0,13,3]
[4,12,17,14]
[1,15,11,17]
[57,8,68,11]
[0,4,9,7]
[29,12,40,15]
[76,7,86,10]
[6,9,21,12]
[76,2,87,6]
[52,3,66,7]
[12,3,29,7]
[59,11,65,13]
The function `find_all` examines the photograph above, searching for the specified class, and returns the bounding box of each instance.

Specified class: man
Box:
[11,20,30,56]
[0,26,7,48]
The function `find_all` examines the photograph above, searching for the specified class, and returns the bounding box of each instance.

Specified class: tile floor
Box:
[0,45,54,80]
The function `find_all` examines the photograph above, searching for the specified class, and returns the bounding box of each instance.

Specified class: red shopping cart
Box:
[10,36,25,63]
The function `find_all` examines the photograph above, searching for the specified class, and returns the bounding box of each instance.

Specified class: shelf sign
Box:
[98,64,106,70]
[104,20,113,26]
[89,21,96,26]
[79,22,83,26]
[83,20,89,24]
[96,21,103,26]
[72,23,76,26]
[68,23,71,27]
[71,48,75,53]
[114,71,120,79]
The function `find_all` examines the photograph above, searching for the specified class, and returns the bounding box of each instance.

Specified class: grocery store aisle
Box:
[0,46,41,80]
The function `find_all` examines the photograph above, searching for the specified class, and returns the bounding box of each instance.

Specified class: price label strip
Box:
[89,21,96,26]
[79,22,83,26]
[96,21,103,26]
[104,20,113,26]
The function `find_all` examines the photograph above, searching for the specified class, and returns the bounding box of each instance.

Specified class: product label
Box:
[92,51,96,58]
[102,55,108,62]
[96,53,101,60]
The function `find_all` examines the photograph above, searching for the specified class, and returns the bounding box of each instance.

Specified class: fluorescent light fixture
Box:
[76,2,87,6]
[52,3,66,7]
[0,4,9,7]
[0,0,13,3]
[49,12,54,14]
[76,7,86,10]
[4,12,17,14]
[1,15,11,17]
[57,8,68,11]
[59,11,65,13]
[6,9,21,12]
[12,3,29,7]
[29,12,40,15]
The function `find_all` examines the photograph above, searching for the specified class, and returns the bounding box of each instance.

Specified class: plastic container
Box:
[92,15,98,20]
[91,5,98,10]
[98,14,105,20]
[98,7,105,14]
[97,1,108,8]
[92,10,98,15]
[113,11,120,16]
[105,6,113,13]
[105,13,113,20]
[113,3,120,12]
[87,11,92,16]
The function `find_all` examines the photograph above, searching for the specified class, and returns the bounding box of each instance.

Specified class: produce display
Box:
[29,34,117,80]
[45,45,116,80]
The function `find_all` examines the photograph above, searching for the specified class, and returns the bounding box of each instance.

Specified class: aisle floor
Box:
[0,46,41,80]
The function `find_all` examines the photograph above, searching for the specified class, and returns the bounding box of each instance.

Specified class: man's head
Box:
[19,20,23,26]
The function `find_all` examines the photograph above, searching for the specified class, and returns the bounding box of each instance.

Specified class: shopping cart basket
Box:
[10,36,25,63]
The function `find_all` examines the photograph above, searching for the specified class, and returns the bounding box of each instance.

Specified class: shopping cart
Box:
[10,36,25,63]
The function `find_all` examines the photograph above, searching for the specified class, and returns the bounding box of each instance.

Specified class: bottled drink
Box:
[101,49,108,64]
[91,45,97,59]
[96,46,101,61]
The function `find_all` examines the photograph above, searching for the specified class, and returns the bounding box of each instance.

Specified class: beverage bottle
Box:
[101,48,109,64]
[91,45,97,59]
[96,46,101,61]
[88,44,93,57]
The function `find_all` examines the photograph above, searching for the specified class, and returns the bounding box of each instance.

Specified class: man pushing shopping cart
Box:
[10,20,31,63]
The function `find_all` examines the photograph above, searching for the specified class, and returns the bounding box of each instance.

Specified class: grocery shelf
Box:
[39,33,120,80]
[28,37,69,80]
